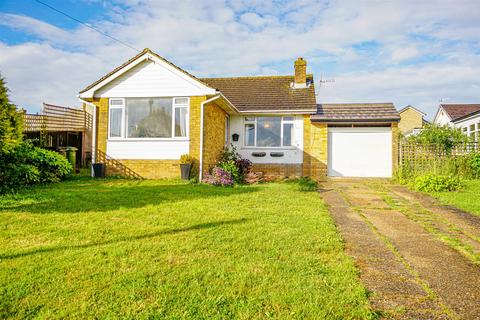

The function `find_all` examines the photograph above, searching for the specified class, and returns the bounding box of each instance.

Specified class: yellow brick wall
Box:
[399,108,423,134]
[107,160,180,179]
[189,96,206,175]
[90,97,109,156]
[303,115,328,181]
[252,164,302,179]
[392,122,399,173]
[203,102,226,173]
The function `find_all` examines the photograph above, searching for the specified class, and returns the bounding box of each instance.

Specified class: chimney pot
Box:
[294,57,307,88]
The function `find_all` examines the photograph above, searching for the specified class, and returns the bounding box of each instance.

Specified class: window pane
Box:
[283,116,294,121]
[257,117,281,147]
[283,123,293,146]
[175,97,188,105]
[109,108,122,137]
[174,107,188,137]
[245,124,255,146]
[245,117,255,122]
[110,99,124,106]
[126,98,172,138]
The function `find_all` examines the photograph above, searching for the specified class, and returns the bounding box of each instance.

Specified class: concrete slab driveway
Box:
[320,179,480,320]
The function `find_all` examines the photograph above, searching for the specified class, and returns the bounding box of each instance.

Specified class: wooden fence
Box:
[23,103,91,132]
[398,142,479,177]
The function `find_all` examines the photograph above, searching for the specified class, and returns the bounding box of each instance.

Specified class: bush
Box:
[218,160,240,183]
[410,174,462,192]
[216,144,251,184]
[469,153,480,179]
[0,142,72,193]
[29,147,72,183]
[297,177,318,192]
[202,167,234,186]
[405,124,470,151]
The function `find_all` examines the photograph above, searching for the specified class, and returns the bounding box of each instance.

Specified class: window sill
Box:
[241,146,296,150]
[108,138,190,142]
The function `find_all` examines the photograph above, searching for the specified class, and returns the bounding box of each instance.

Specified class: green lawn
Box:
[432,180,480,217]
[0,178,373,319]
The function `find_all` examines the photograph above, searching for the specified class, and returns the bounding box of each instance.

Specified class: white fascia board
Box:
[452,112,480,125]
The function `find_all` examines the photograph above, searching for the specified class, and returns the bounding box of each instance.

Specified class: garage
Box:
[328,127,393,178]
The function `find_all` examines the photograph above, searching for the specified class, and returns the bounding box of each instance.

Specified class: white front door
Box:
[328,127,392,178]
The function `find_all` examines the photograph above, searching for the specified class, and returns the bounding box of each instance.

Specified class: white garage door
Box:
[328,127,392,178]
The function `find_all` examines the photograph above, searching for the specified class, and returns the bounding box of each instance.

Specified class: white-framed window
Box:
[109,98,125,139]
[243,116,295,147]
[108,97,189,139]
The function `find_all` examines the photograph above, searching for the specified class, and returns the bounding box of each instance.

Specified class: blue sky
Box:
[0,0,479,118]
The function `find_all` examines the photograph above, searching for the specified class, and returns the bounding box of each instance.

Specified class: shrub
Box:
[0,142,72,193]
[297,176,318,192]
[216,144,251,184]
[217,160,240,183]
[203,167,234,186]
[410,174,462,192]
[469,153,480,179]
[236,158,252,178]
[179,154,194,164]
[28,147,72,183]
[405,124,470,151]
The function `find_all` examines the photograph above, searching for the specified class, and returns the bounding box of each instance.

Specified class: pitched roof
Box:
[440,104,480,122]
[199,75,316,113]
[79,48,213,94]
[311,103,400,122]
[398,105,426,116]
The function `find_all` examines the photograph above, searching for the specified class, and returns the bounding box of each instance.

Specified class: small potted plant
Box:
[179,154,194,180]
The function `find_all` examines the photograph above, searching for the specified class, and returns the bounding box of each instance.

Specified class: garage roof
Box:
[311,103,400,122]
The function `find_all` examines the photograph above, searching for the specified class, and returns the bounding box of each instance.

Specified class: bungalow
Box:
[434,104,480,141]
[78,48,399,180]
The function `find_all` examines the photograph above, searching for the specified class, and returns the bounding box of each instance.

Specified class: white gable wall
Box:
[95,60,213,98]
[434,107,453,126]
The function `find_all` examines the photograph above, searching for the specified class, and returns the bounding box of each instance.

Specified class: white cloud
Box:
[0,0,478,118]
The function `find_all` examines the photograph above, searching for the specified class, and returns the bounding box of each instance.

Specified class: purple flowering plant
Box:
[203,167,234,186]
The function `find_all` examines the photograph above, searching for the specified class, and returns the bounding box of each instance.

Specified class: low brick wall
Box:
[251,164,303,179]
[107,160,180,179]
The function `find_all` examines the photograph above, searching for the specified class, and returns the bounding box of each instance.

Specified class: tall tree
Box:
[0,75,23,151]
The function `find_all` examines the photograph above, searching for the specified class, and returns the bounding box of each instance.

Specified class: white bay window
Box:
[108,97,188,139]
[244,116,294,147]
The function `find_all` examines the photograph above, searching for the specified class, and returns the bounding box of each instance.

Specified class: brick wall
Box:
[252,164,302,179]
[203,102,226,173]
[303,115,328,181]
[399,108,423,134]
[392,122,399,173]
[107,159,180,178]
[189,96,206,175]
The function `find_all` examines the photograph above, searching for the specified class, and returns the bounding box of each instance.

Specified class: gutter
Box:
[199,95,221,181]
[78,97,97,177]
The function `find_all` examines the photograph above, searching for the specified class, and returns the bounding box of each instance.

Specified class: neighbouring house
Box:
[434,104,480,141]
[78,48,399,180]
[23,103,93,167]
[398,105,428,136]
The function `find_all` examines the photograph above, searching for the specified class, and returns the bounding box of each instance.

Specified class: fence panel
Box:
[399,142,479,178]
